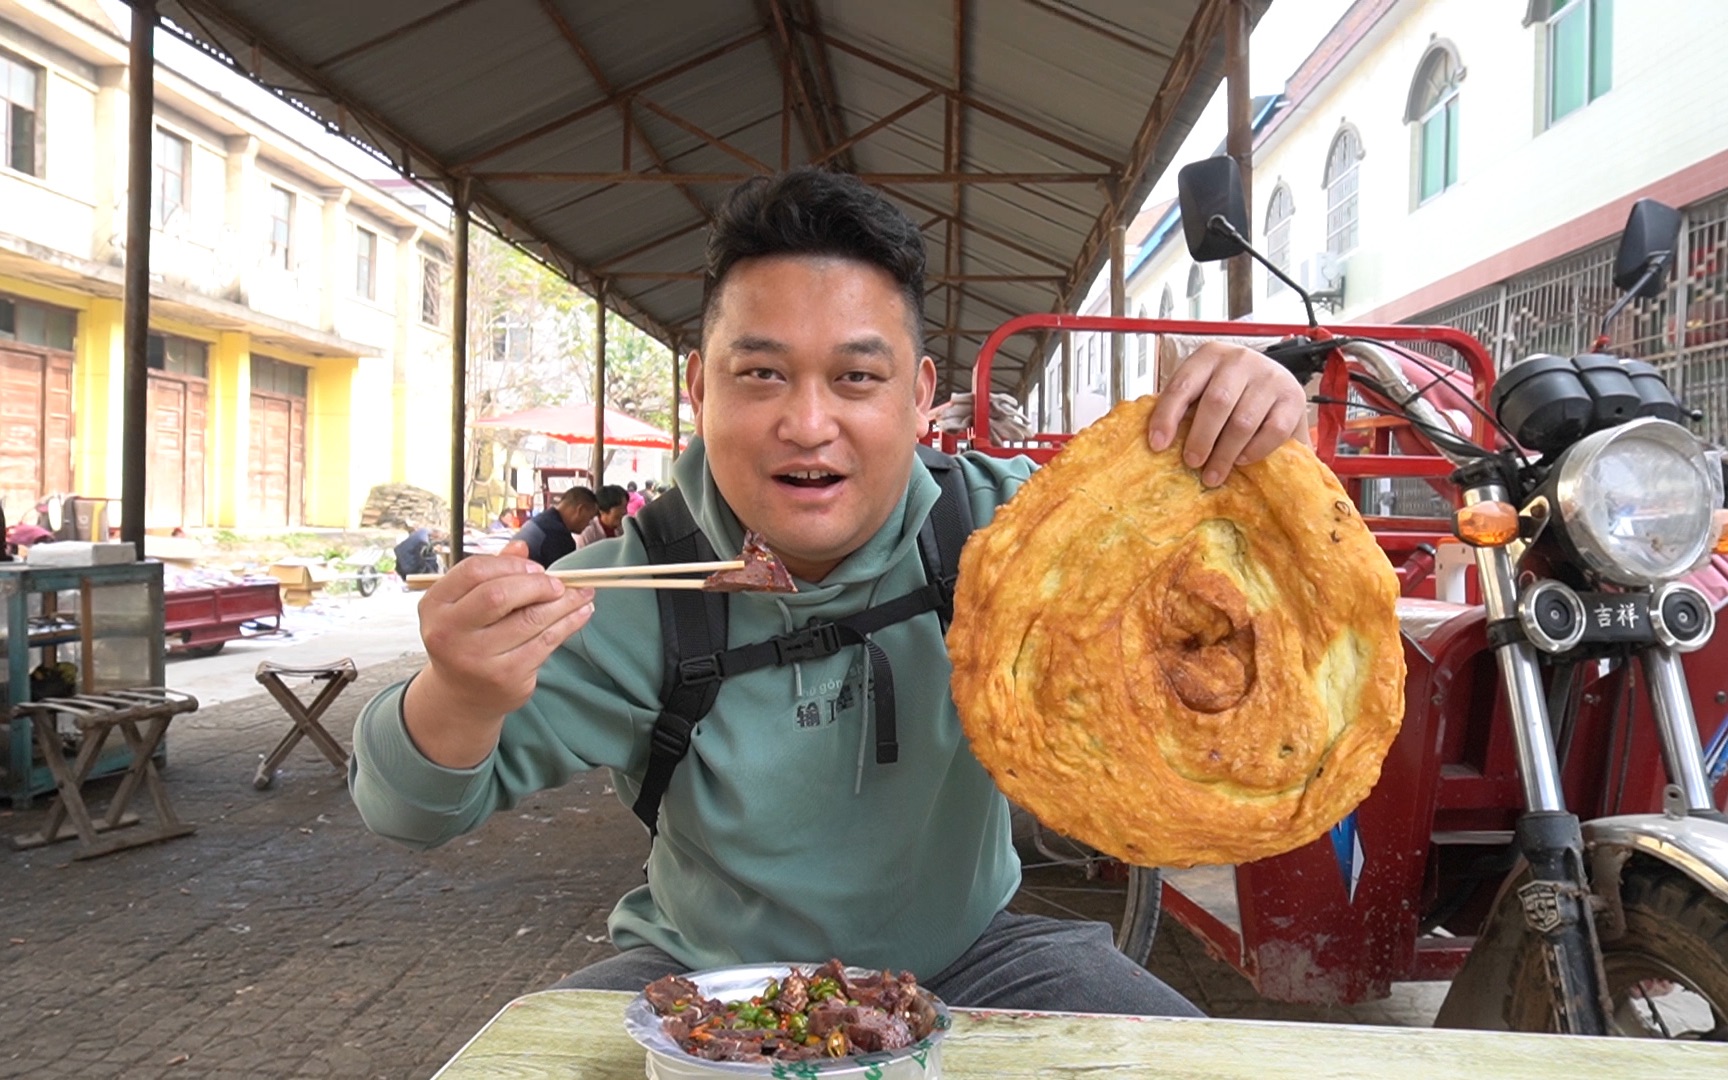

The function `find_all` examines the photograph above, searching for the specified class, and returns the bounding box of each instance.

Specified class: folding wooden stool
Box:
[10,688,200,860]
[252,659,358,789]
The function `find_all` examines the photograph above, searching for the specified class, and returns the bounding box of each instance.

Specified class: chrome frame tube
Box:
[1339,342,1466,455]
[1640,646,1717,811]
[1465,485,1569,813]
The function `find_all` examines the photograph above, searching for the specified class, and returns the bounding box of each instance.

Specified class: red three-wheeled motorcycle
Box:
[963,158,1728,1039]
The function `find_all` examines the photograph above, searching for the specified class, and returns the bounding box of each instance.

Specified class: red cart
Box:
[163,581,284,657]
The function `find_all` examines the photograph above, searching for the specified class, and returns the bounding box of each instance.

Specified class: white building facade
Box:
[0,0,454,530]
[1110,0,1727,443]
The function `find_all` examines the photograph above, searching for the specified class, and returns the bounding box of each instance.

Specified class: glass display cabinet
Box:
[1,562,167,807]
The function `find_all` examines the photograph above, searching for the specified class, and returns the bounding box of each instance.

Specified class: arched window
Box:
[1406,42,1463,203]
[1324,127,1362,255]
[1158,284,1174,320]
[1186,264,1205,320]
[1134,303,1150,377]
[1264,183,1294,296]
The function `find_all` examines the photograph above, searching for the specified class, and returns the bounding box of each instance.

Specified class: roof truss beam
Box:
[162,0,683,346]
[1057,0,1229,312]
[469,169,1111,184]
[312,0,482,70]
[534,0,713,224]
[452,28,769,169]
[802,26,1120,169]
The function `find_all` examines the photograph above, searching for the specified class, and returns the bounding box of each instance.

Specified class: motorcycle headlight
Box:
[1554,418,1724,587]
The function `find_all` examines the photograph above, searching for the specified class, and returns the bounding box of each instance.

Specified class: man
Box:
[391,525,442,580]
[512,486,597,569]
[574,485,628,548]
[350,169,1304,1013]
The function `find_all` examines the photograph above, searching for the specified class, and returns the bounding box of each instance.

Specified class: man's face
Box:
[689,255,937,582]
[600,505,628,530]
[562,502,597,534]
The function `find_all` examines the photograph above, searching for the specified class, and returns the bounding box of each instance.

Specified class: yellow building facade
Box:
[0,1,452,531]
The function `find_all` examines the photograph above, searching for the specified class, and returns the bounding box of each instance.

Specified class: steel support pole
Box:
[120,0,157,560]
[1224,0,1252,320]
[1110,222,1126,405]
[1060,332,1074,433]
[670,341,682,462]
[449,180,471,562]
[592,281,607,487]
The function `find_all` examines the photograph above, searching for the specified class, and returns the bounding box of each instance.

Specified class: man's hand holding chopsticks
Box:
[401,540,596,769]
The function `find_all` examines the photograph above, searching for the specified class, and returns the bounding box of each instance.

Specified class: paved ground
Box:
[2,633,1444,1080]
[162,587,426,708]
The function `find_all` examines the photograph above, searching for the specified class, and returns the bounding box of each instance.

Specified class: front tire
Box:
[1600,866,1728,1040]
[1007,808,1163,969]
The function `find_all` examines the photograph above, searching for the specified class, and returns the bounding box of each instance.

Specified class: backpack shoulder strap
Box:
[913,443,974,630]
[630,489,728,836]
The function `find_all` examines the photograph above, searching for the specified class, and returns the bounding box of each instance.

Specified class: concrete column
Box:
[92,67,128,264]
[392,224,425,481]
[223,134,260,303]
[75,297,127,497]
[207,331,251,526]
[302,356,366,527]
[319,188,353,333]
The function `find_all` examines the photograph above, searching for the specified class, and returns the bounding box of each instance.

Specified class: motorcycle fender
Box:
[1431,861,1533,1031]
[1433,813,1728,1031]
[1582,812,1728,939]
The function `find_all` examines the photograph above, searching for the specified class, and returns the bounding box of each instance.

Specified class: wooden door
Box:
[146,373,207,529]
[0,345,73,524]
[248,392,305,526]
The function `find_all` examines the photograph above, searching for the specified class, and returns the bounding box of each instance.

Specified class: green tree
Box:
[462,230,679,518]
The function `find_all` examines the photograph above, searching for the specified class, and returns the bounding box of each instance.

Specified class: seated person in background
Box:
[392,526,443,580]
[513,487,599,569]
[574,485,629,549]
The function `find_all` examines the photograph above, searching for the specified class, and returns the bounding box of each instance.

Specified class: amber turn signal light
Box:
[1455,501,1520,547]
[1712,509,1728,556]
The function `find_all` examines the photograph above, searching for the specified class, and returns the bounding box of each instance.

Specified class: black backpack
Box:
[628,444,974,836]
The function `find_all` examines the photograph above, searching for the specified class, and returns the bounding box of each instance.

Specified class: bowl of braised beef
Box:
[622,959,950,1078]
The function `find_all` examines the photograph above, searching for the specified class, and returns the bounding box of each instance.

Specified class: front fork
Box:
[1462,482,1614,1035]
[1641,647,1718,812]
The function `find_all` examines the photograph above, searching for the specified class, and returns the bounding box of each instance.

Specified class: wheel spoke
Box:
[1638,984,1675,1039]
[1012,890,1104,923]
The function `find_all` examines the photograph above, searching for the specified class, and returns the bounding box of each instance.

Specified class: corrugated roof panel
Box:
[155,0,1261,393]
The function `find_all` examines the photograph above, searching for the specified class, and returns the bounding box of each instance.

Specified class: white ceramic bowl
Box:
[622,963,950,1079]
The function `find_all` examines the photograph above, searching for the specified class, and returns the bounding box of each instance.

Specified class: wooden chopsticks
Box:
[549,560,742,582]
[403,559,745,592]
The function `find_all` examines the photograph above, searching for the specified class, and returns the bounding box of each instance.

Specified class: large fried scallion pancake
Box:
[948,396,1405,868]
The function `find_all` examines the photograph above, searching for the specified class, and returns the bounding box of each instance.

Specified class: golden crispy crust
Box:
[948,396,1405,868]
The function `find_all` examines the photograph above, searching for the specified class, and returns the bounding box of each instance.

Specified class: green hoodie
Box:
[349,437,1036,978]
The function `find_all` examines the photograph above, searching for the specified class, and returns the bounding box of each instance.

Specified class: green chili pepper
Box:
[762,978,780,1002]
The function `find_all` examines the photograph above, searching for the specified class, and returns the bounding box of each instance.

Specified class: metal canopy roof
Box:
[154,0,1262,396]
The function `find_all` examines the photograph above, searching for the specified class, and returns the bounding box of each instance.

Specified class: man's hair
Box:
[702,168,926,354]
[558,486,598,510]
[597,485,629,512]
